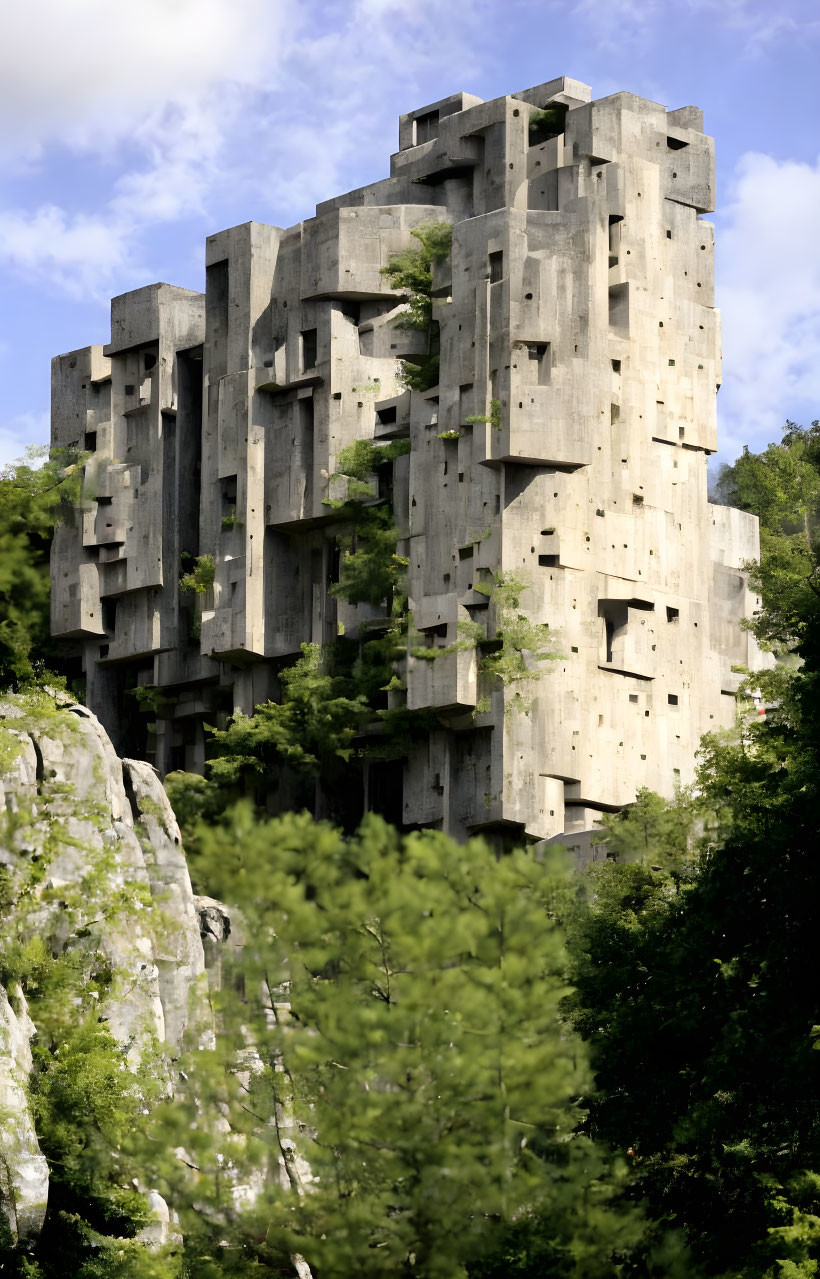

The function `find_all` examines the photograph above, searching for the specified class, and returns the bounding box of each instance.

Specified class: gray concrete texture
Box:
[50,76,765,845]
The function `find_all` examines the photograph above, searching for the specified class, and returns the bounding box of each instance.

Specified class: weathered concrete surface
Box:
[0,692,213,1243]
[51,76,768,846]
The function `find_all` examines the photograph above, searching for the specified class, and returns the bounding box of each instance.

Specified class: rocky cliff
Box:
[0,691,222,1250]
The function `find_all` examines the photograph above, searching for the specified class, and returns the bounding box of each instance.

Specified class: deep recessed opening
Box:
[301,328,318,372]
[668,693,679,705]
[526,341,550,385]
[666,606,679,622]
[489,251,503,283]
[414,110,439,145]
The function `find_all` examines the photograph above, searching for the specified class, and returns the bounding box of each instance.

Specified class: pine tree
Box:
[151,808,643,1277]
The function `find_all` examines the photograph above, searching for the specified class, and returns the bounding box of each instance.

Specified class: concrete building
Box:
[51,75,765,849]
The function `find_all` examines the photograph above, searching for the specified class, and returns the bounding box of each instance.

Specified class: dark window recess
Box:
[101,599,117,633]
[98,644,109,659]
[527,342,551,385]
[605,618,615,663]
[629,694,639,704]
[377,406,397,425]
[221,474,238,521]
[489,251,504,283]
[340,301,361,324]
[633,494,644,506]
[458,545,474,561]
[668,693,679,705]
[301,328,318,371]
[667,136,689,150]
[611,359,621,373]
[539,554,559,567]
[666,606,679,622]
[124,384,135,396]
[143,351,157,371]
[609,282,629,332]
[84,431,97,451]
[414,110,439,145]
[666,229,673,239]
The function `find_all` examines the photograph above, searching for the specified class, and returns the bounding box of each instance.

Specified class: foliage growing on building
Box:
[178,554,215,596]
[381,221,452,392]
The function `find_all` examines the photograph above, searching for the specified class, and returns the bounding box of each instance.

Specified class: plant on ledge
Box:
[381,220,452,393]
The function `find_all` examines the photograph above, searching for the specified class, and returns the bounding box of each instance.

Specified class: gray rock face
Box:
[123,758,209,1052]
[0,692,216,1246]
[0,986,49,1243]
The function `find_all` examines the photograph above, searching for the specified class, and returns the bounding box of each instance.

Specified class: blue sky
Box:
[1,0,819,470]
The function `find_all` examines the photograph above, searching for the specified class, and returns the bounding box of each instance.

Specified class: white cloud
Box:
[0,0,488,297]
[716,151,820,457]
[0,0,281,157]
[0,205,137,298]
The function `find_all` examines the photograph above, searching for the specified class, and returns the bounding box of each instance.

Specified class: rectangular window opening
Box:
[489,251,503,283]
[608,282,629,334]
[666,606,679,623]
[414,110,439,145]
[605,618,615,664]
[668,693,679,705]
[526,341,551,385]
[300,328,318,372]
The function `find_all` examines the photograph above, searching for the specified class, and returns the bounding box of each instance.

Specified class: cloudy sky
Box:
[1,0,819,469]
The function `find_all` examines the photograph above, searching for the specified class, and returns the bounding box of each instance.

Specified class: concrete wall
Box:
[51,76,765,841]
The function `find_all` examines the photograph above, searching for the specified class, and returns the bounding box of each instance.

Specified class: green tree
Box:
[567,422,820,1276]
[150,809,645,1278]
[381,221,452,392]
[0,447,85,688]
[206,642,370,820]
[713,421,820,654]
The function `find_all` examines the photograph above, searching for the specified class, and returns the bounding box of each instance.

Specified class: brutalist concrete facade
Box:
[51,75,765,847]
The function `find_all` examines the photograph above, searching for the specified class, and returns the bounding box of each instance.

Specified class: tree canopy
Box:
[0,447,83,688]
